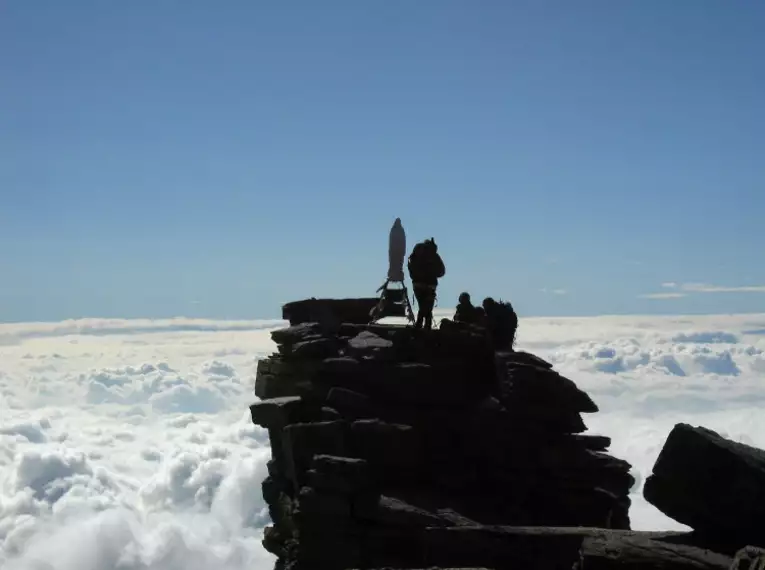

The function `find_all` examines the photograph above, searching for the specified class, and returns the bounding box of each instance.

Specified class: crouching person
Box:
[454,292,486,326]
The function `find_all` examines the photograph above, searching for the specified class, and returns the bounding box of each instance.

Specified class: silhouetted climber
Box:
[407,238,445,330]
[454,292,485,326]
[483,297,518,350]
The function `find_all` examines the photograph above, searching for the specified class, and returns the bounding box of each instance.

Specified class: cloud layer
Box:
[3,313,765,568]
[0,325,276,570]
[641,281,765,299]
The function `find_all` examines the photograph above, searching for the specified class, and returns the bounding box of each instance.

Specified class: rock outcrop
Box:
[644,423,765,551]
[252,299,641,569]
[253,298,764,569]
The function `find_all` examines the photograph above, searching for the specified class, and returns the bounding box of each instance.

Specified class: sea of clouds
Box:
[2,311,765,569]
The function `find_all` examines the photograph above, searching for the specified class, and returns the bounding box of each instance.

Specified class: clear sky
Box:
[1,0,763,322]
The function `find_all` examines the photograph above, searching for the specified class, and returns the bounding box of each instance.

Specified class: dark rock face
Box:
[252,299,643,569]
[252,298,765,569]
[425,527,732,570]
[282,298,380,327]
[644,423,765,549]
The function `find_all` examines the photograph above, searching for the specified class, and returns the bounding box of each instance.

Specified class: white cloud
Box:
[0,321,276,570]
[0,317,284,347]
[3,313,765,567]
[540,288,568,295]
[680,283,765,294]
[641,281,765,299]
[639,292,687,299]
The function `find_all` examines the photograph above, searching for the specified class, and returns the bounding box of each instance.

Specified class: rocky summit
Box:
[250,298,759,570]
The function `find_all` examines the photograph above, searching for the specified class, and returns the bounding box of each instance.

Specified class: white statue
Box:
[387,217,406,282]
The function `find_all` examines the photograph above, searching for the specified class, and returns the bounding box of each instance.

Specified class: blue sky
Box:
[1,0,763,322]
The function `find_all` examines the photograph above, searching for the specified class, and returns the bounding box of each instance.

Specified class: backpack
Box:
[407,242,430,282]
[499,301,517,326]
[495,300,518,346]
[498,301,518,327]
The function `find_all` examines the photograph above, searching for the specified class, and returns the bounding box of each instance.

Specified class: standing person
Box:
[407,238,446,329]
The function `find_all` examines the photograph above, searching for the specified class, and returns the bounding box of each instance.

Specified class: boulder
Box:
[311,454,373,485]
[282,420,348,490]
[270,322,321,346]
[354,495,448,528]
[350,419,425,477]
[346,330,395,360]
[314,356,371,394]
[297,485,352,520]
[426,527,732,570]
[497,357,599,414]
[376,362,478,407]
[250,396,309,429]
[572,434,612,451]
[254,356,319,400]
[505,350,554,369]
[306,455,376,496]
[282,297,379,326]
[644,423,765,545]
[327,387,374,420]
[288,337,340,360]
[320,406,342,421]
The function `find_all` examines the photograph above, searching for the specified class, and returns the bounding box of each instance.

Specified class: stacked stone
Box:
[489,349,634,529]
[252,307,635,570]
